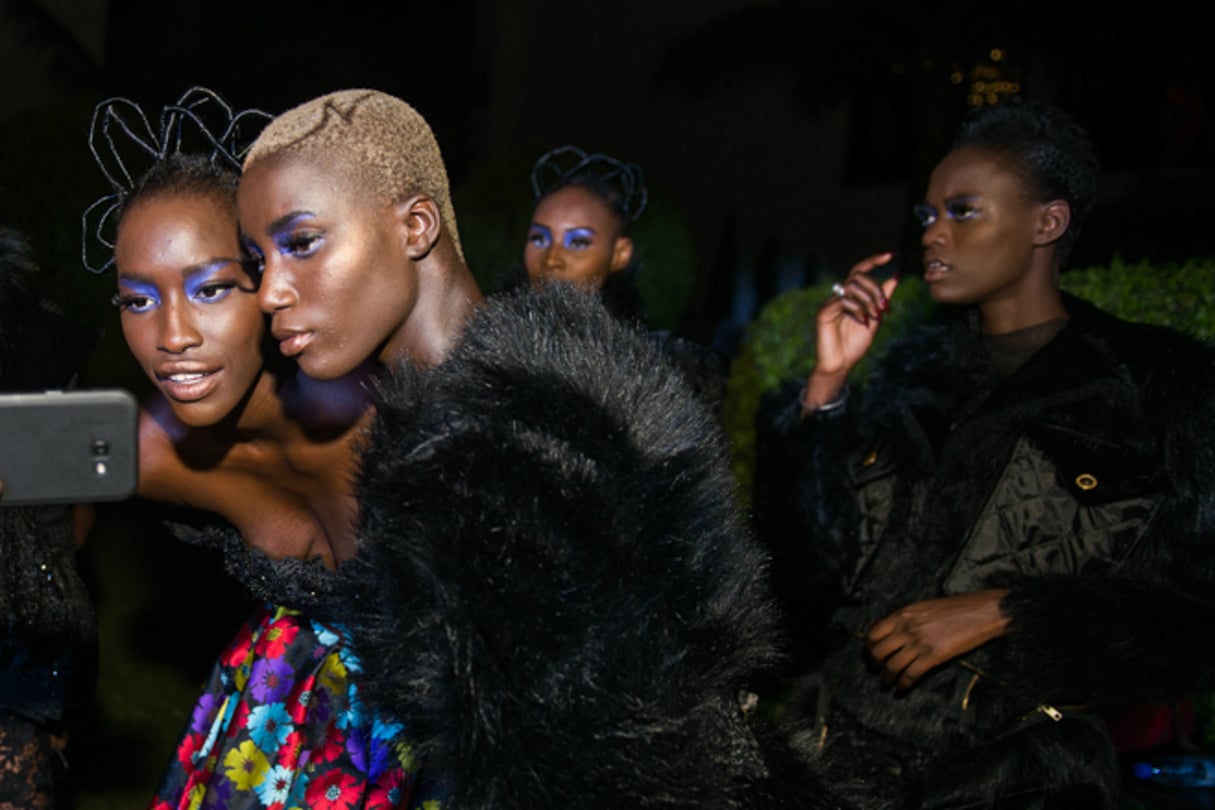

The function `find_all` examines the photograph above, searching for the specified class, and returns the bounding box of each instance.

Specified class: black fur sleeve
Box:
[339,284,847,809]
[998,574,1215,705]
[752,382,856,668]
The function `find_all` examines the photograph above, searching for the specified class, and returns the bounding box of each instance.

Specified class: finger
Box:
[867,615,897,645]
[848,273,894,315]
[894,656,934,691]
[878,646,918,688]
[848,251,894,276]
[867,631,905,664]
[839,278,886,321]
[880,274,900,303]
[849,254,898,311]
[838,296,877,327]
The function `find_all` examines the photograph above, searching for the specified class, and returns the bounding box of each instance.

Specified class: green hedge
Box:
[1059,256,1215,340]
[725,257,1215,498]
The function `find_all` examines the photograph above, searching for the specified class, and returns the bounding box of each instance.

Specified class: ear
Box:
[392,194,443,259]
[609,236,634,273]
[1033,200,1071,247]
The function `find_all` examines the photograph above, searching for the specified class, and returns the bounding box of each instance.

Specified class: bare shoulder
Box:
[135,397,189,502]
[135,396,240,510]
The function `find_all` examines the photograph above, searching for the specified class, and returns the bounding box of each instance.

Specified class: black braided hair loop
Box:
[81,87,270,274]
[530,145,648,226]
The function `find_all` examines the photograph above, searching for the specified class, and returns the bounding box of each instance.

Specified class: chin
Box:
[926,282,975,306]
[298,350,357,382]
[170,401,229,429]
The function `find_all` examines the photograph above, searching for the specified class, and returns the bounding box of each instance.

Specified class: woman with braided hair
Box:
[520,145,726,408]
[523,145,649,321]
[84,89,424,809]
[757,100,1215,808]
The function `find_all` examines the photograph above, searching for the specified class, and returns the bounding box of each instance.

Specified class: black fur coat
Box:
[337,284,843,809]
[756,295,1215,809]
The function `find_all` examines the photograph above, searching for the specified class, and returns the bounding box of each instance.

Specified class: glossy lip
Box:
[275,329,314,358]
[155,364,221,403]
[922,255,951,283]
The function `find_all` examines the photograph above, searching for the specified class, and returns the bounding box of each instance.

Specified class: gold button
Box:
[1075,473,1098,491]
[862,451,878,467]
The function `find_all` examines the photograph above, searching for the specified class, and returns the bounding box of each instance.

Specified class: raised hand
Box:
[801,252,900,412]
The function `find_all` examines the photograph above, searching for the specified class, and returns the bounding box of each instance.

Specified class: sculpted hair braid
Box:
[244,89,462,259]
[531,145,648,231]
[82,87,269,274]
[952,101,1099,262]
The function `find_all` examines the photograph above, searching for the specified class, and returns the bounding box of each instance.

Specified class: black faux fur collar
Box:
[338,284,842,809]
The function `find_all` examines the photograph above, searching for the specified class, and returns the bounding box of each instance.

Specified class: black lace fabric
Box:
[0,710,55,809]
[0,504,91,810]
[163,514,342,614]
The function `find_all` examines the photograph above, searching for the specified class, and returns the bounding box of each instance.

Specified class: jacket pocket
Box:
[943,429,1163,595]
[1025,419,1167,504]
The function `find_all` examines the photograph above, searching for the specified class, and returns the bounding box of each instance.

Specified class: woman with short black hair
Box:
[760,100,1215,809]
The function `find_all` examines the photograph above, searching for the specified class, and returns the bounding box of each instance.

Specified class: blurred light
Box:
[991,48,1004,62]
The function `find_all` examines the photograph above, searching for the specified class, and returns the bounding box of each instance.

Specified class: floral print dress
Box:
[148,520,441,810]
[150,605,435,810]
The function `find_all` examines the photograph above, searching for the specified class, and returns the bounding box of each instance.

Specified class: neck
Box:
[978,255,1067,335]
[379,242,484,367]
[225,366,295,440]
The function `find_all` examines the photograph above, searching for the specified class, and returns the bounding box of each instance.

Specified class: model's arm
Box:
[135,404,340,564]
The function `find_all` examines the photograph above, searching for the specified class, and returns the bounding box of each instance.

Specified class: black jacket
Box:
[337,284,847,809]
[757,295,1215,809]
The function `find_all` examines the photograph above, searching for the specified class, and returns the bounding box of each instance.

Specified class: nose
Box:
[921,218,948,249]
[258,257,297,313]
[158,301,202,354]
[542,245,564,272]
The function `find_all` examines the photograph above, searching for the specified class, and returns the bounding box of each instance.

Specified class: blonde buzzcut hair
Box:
[244,89,462,257]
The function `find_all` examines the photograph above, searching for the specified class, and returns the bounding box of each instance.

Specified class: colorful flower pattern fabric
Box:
[150,604,436,810]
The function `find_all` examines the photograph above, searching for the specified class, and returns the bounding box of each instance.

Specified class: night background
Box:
[2,1,1214,806]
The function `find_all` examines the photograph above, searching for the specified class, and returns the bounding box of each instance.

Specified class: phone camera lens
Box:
[91,440,110,457]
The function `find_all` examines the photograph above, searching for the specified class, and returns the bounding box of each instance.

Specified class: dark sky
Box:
[3,1,1214,336]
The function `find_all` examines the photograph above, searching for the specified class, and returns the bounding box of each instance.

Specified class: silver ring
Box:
[831,282,847,298]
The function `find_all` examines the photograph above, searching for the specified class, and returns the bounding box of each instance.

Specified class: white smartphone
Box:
[0,389,138,506]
